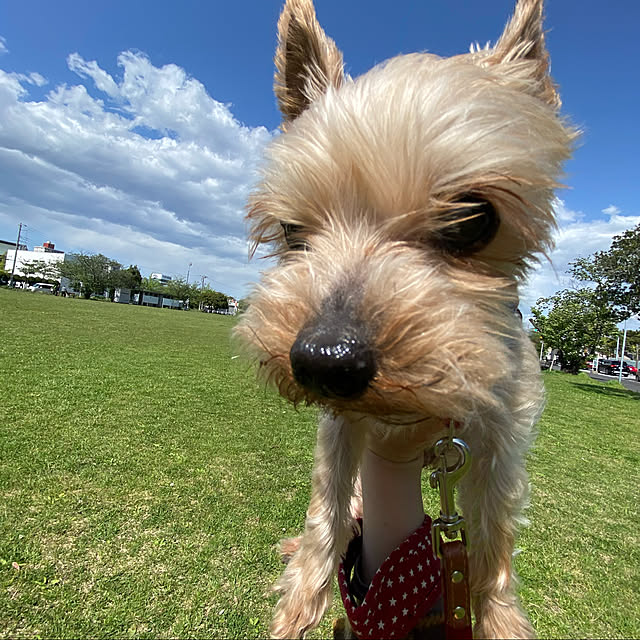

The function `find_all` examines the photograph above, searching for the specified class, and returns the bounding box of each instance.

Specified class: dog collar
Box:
[339,516,442,639]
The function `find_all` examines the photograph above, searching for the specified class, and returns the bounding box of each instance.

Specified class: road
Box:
[587,371,640,393]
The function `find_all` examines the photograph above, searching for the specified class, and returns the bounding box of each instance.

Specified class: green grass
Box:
[0,288,637,639]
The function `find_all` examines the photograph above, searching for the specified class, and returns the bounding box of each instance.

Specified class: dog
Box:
[235,0,575,637]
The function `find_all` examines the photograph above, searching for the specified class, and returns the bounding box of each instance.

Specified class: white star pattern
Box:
[337,518,445,639]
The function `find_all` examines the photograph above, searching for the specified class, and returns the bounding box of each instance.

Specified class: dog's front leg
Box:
[270,413,364,639]
[459,396,538,639]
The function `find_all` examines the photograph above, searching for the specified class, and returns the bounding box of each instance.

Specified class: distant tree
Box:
[139,276,166,293]
[165,277,195,305]
[0,252,11,284]
[531,288,618,374]
[106,264,143,300]
[58,253,121,299]
[570,223,640,321]
[200,288,229,311]
[116,265,142,290]
[20,259,59,283]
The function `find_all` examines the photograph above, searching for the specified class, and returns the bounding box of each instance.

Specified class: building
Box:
[150,273,172,285]
[114,287,186,309]
[0,239,28,255]
[6,241,66,280]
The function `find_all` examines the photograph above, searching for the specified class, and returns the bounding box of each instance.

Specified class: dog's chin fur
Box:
[235,0,576,637]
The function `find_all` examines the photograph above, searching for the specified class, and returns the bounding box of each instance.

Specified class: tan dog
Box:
[236,0,575,637]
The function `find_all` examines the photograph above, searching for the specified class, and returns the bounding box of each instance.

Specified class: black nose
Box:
[290,324,376,400]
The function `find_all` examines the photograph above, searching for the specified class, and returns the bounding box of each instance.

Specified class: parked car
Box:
[597,359,630,377]
[28,282,55,294]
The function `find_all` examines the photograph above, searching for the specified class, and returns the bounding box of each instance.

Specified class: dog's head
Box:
[236,0,575,423]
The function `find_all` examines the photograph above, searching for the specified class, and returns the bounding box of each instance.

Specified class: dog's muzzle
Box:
[290,319,376,400]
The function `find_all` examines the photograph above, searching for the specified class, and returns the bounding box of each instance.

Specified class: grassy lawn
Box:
[0,288,637,639]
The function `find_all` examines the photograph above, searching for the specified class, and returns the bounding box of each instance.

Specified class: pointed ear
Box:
[488,0,560,108]
[274,0,345,124]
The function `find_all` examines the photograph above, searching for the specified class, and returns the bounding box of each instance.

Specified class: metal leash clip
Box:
[430,436,471,558]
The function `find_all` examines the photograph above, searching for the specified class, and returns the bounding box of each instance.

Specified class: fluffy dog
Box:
[235,0,575,637]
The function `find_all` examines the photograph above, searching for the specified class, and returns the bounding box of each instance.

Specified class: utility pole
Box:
[8,222,23,287]
[186,262,192,284]
[618,321,628,384]
[200,275,207,289]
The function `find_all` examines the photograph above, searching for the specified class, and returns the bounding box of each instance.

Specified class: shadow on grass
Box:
[569,382,640,400]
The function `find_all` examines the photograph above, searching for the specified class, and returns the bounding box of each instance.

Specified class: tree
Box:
[58,253,122,299]
[139,276,166,293]
[20,259,60,283]
[531,288,618,374]
[570,223,640,321]
[200,288,229,311]
[114,265,142,290]
[165,277,195,306]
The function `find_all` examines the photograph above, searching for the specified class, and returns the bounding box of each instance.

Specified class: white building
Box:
[150,272,172,285]
[6,241,66,280]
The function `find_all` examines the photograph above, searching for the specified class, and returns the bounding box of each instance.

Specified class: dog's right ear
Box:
[275,0,345,125]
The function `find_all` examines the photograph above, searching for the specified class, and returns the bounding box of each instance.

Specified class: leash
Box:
[336,425,474,640]
[429,428,473,640]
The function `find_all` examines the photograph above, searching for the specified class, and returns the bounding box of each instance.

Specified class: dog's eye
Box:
[435,195,499,255]
[281,222,308,251]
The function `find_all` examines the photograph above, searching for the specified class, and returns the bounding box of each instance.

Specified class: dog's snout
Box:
[290,325,376,400]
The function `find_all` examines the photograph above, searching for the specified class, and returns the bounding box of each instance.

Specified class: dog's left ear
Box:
[487,0,560,108]
[274,0,345,125]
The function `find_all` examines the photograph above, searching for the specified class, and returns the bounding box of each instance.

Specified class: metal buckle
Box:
[430,435,471,558]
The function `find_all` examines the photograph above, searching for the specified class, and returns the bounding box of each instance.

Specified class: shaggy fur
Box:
[235,1,576,637]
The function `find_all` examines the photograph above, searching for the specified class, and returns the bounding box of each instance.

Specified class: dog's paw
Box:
[474,599,535,639]
[277,536,301,564]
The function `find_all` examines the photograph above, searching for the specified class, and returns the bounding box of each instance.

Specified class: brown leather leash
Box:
[334,431,474,640]
[430,434,473,640]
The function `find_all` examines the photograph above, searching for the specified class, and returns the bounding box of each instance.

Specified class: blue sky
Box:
[0,0,638,319]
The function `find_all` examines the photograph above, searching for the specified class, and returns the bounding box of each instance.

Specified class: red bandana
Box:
[339,516,442,639]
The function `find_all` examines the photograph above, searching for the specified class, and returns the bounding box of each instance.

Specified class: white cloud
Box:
[0,49,637,310]
[602,204,621,216]
[0,51,272,297]
[520,200,640,325]
[0,36,7,55]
